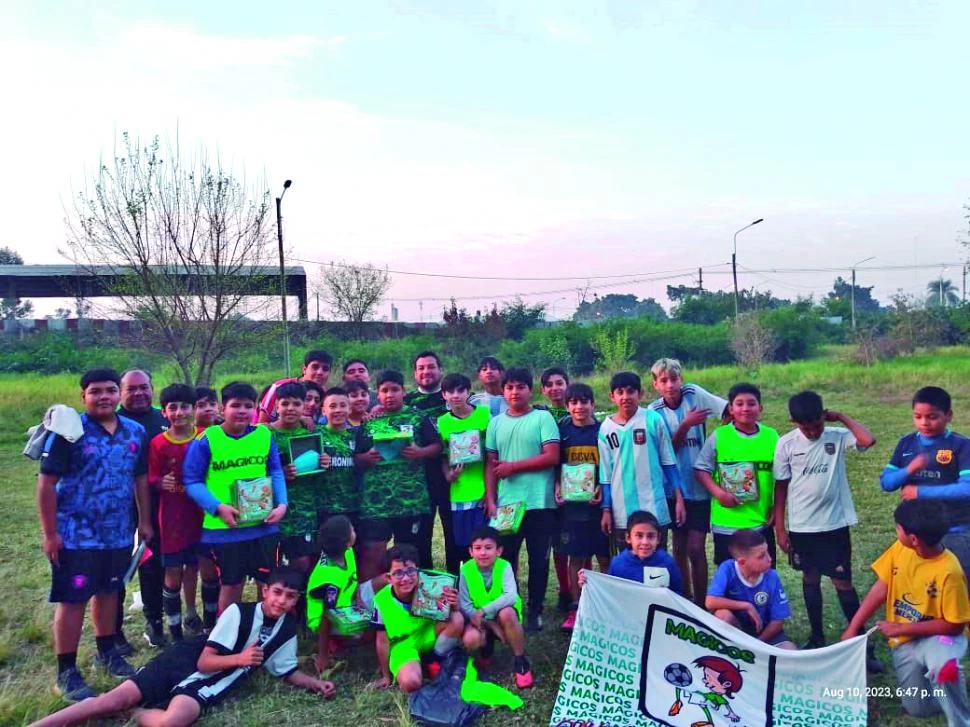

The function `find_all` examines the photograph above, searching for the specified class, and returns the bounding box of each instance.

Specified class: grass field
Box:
[4,346,970,725]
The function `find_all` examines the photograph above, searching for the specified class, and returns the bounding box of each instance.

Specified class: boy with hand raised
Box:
[459,526,532,688]
[843,500,970,725]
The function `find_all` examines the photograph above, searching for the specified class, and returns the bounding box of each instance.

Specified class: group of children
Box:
[33,350,970,725]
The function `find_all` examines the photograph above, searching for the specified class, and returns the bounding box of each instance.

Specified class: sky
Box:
[2,0,969,321]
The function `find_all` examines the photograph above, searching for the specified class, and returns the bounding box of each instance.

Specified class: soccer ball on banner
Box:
[663,662,693,688]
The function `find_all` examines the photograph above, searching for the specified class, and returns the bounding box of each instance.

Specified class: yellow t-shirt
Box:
[871,540,970,648]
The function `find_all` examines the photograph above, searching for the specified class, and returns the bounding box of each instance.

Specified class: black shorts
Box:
[666,498,711,534]
[280,534,320,562]
[161,544,212,569]
[209,536,278,586]
[789,527,853,580]
[358,516,423,546]
[49,547,130,604]
[713,527,776,566]
[557,518,610,558]
[131,637,207,706]
[734,611,792,646]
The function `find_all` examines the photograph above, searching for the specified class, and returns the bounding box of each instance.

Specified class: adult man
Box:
[118,369,169,649]
[37,368,153,701]
[404,351,459,573]
[258,350,334,424]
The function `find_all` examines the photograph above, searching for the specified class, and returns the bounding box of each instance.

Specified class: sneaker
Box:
[55,667,97,702]
[114,632,134,658]
[424,659,441,680]
[525,610,543,633]
[561,610,577,632]
[143,621,168,649]
[801,636,825,650]
[95,648,137,679]
[183,614,203,636]
[556,592,572,613]
[513,657,534,689]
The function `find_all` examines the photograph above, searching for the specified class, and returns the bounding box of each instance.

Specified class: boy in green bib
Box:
[693,383,779,566]
[307,515,387,674]
[459,526,532,689]
[370,544,464,692]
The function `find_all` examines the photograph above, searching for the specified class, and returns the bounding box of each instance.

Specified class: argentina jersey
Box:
[598,407,677,529]
[649,384,727,501]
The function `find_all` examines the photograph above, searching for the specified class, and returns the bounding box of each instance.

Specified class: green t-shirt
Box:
[318,426,359,515]
[355,408,434,519]
[272,425,321,538]
[484,408,560,511]
[541,404,569,423]
[437,405,490,505]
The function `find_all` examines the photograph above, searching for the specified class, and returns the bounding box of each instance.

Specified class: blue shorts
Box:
[451,506,487,548]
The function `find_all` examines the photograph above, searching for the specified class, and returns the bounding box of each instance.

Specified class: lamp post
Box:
[732,218,764,320]
[276,180,292,377]
[850,256,875,330]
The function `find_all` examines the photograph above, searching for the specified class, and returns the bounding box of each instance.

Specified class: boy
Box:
[355,371,440,581]
[307,515,387,674]
[582,510,683,593]
[269,382,325,574]
[556,383,611,630]
[469,356,507,417]
[539,367,570,422]
[773,391,877,657]
[648,358,727,606]
[343,358,379,408]
[540,366,572,610]
[303,381,326,426]
[485,367,560,632]
[193,387,219,430]
[344,379,372,429]
[880,386,970,581]
[459,526,532,688]
[438,373,490,569]
[371,544,464,693]
[706,529,796,649]
[694,383,779,566]
[257,349,333,423]
[37,368,152,700]
[150,384,219,641]
[598,372,684,553]
[184,382,288,613]
[317,387,361,525]
[31,567,336,727]
[842,500,970,724]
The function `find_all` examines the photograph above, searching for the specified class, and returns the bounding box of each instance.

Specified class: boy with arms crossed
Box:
[648,358,727,606]
[485,367,560,632]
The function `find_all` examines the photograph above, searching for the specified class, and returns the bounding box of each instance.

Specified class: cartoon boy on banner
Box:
[666,656,745,726]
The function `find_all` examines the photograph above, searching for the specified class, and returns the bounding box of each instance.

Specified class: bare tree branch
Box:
[318,262,391,338]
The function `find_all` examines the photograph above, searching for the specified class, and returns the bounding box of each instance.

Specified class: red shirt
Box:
[148,430,203,555]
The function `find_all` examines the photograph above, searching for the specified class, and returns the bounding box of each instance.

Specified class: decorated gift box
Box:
[717,461,760,502]
[233,476,274,524]
[488,501,526,535]
[328,605,373,635]
[411,570,458,621]
[286,433,325,476]
[448,429,483,466]
[560,462,596,503]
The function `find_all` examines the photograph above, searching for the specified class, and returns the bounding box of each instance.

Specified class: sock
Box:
[201,579,220,630]
[433,634,459,658]
[554,554,569,595]
[163,586,183,640]
[513,654,530,672]
[96,635,116,658]
[802,582,824,641]
[57,652,77,675]
[836,587,861,623]
[185,597,199,620]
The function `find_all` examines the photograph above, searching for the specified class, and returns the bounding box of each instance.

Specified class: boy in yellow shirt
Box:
[843,500,970,725]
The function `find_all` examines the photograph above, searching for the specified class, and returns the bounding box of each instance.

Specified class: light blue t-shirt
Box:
[485,408,559,510]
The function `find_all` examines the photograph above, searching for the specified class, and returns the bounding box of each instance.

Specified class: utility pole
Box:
[275,179,292,377]
[732,219,764,320]
[850,256,875,331]
[963,264,967,302]
[697,267,704,292]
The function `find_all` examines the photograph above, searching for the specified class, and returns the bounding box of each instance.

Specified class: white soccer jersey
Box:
[598,407,677,529]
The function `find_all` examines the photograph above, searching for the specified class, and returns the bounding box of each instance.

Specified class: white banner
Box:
[550,572,869,727]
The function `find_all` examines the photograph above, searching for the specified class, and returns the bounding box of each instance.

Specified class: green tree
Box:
[500,298,546,340]
[926,278,960,308]
[573,293,667,322]
[822,276,880,318]
[0,246,33,320]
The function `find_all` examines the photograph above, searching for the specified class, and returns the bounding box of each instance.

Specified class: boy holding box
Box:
[184,382,288,613]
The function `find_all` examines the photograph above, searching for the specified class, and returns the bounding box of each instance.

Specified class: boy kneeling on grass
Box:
[306,515,387,674]
[371,544,464,693]
[30,567,335,727]
[842,500,970,725]
[458,526,533,688]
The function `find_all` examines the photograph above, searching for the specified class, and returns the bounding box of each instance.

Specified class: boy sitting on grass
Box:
[371,544,464,693]
[306,515,387,674]
[459,526,532,688]
[706,529,796,649]
[30,567,335,727]
[842,500,970,725]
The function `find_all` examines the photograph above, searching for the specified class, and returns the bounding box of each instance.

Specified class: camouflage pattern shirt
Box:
[318,426,359,516]
[272,426,322,538]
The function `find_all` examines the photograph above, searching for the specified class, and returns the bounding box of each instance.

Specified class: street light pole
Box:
[732,218,764,320]
[276,180,292,377]
[850,256,875,330]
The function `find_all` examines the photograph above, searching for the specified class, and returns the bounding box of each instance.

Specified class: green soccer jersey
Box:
[318,426,359,515]
[542,405,569,423]
[404,390,448,419]
[356,408,434,519]
[272,426,322,539]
